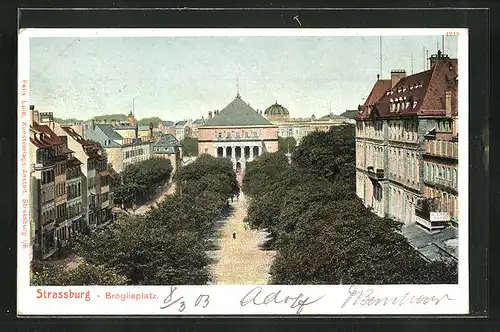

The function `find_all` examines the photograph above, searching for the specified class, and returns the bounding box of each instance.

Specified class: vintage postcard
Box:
[17,28,468,315]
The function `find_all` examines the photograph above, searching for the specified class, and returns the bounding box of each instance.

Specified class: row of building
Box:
[355,51,459,243]
[195,92,354,174]
[64,112,182,173]
[29,107,184,261]
[30,109,113,260]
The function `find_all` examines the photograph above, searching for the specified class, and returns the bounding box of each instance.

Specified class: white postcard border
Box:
[17,28,469,316]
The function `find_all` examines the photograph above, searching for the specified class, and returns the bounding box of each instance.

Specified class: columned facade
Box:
[213,140,265,172]
[197,94,279,174]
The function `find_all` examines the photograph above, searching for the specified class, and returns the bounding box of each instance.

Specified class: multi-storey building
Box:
[355,51,458,230]
[30,109,74,260]
[197,93,279,173]
[174,120,192,141]
[263,102,354,144]
[190,118,206,138]
[158,121,175,135]
[418,114,459,231]
[30,119,58,260]
[151,134,182,172]
[59,136,84,244]
[54,122,112,229]
[83,121,151,173]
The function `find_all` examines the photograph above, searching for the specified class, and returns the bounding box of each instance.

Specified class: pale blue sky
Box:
[29,35,458,121]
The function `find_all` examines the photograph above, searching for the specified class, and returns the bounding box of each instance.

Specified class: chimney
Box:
[208,111,213,119]
[429,50,449,69]
[391,70,406,88]
[30,105,40,125]
[91,119,95,130]
[149,122,154,138]
[377,74,380,81]
[445,91,452,118]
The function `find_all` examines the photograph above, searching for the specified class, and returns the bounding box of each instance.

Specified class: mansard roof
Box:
[356,54,458,121]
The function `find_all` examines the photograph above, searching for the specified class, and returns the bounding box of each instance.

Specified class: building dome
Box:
[264,101,290,121]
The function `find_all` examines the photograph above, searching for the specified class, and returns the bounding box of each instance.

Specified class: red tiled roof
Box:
[30,123,63,148]
[374,70,433,117]
[364,79,392,107]
[355,79,392,120]
[60,125,90,146]
[356,56,458,120]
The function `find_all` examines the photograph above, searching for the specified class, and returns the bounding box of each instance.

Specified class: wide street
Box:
[210,192,275,284]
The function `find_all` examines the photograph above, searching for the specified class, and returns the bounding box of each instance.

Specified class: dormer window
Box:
[409,86,414,90]
[413,101,418,108]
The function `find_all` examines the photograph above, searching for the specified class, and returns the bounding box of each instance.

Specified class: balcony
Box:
[433,177,453,187]
[414,200,449,233]
[367,166,385,180]
[32,158,55,170]
[425,177,456,192]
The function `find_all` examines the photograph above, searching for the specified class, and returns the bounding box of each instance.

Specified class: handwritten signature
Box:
[341,285,456,308]
[240,286,325,314]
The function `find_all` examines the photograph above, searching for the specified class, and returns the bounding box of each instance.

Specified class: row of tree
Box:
[110,157,173,207]
[242,124,458,284]
[32,155,239,286]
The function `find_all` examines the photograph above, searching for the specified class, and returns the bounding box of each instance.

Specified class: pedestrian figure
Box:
[231,195,234,203]
[244,224,248,231]
[232,232,236,240]
[236,193,240,201]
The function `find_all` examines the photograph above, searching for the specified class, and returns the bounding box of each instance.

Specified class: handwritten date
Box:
[160,286,210,312]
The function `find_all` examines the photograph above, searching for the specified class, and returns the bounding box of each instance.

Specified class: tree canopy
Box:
[31,260,128,286]
[277,136,297,154]
[181,137,199,157]
[113,157,173,205]
[242,124,458,284]
[33,154,238,286]
[291,124,356,192]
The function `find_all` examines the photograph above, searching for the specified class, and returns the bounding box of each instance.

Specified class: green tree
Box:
[74,214,211,285]
[292,124,356,191]
[278,136,297,154]
[114,157,173,204]
[136,117,163,126]
[242,152,289,198]
[269,184,457,284]
[175,154,238,199]
[31,260,127,286]
[181,137,199,157]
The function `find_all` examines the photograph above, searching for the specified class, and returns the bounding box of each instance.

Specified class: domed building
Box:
[264,101,290,122]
